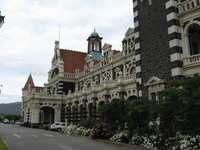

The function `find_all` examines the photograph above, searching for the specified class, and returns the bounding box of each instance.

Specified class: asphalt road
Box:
[0,123,134,150]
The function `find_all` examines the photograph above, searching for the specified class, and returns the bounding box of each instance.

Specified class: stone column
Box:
[74,101,79,124]
[92,97,97,119]
[118,91,126,100]
[67,102,72,125]
[30,104,40,128]
[103,95,110,104]
[54,105,61,122]
[82,100,87,120]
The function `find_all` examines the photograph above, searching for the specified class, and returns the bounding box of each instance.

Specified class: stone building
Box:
[21,0,200,128]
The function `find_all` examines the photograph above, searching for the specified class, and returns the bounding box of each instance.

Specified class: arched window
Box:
[188,24,200,55]
[94,40,99,51]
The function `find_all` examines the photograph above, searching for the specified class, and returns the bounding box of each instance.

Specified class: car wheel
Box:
[57,128,62,132]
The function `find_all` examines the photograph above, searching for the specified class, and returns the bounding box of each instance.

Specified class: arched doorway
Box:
[127,95,137,101]
[40,107,55,124]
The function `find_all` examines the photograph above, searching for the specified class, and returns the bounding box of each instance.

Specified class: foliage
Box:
[43,124,51,130]
[158,74,200,136]
[110,130,129,143]
[90,122,114,139]
[78,119,98,129]
[125,98,157,135]
[97,98,126,129]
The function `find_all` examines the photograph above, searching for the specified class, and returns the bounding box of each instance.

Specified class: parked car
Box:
[3,119,9,124]
[50,122,65,132]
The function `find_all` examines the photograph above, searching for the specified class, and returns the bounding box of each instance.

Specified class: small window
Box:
[151,92,156,100]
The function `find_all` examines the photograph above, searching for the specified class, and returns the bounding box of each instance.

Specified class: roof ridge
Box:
[60,49,87,54]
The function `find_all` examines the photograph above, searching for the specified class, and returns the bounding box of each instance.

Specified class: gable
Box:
[125,27,134,37]
[145,76,165,87]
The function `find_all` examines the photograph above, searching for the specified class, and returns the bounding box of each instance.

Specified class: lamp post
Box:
[0,11,5,28]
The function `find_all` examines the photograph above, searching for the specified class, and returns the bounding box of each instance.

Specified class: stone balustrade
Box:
[183,54,200,65]
[178,0,200,14]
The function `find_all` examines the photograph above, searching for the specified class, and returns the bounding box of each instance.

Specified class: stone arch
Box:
[183,21,200,56]
[79,104,83,121]
[87,103,93,119]
[98,100,104,106]
[127,95,137,101]
[40,106,55,124]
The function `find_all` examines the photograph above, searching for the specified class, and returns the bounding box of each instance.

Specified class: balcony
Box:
[178,0,200,14]
[182,53,200,76]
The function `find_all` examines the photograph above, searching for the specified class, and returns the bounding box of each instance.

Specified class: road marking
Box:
[59,145,73,150]
[31,134,38,137]
[13,134,21,138]
[43,133,53,137]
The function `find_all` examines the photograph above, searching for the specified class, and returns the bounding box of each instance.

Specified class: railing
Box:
[183,54,200,65]
[178,0,200,14]
[64,73,76,78]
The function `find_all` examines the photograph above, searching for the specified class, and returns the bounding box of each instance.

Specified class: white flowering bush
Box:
[166,132,200,150]
[63,125,90,136]
[110,130,129,143]
[129,132,200,150]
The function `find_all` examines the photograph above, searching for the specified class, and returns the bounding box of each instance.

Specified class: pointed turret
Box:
[23,74,35,90]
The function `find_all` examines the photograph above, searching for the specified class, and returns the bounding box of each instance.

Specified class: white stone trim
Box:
[168,25,178,34]
[136,77,142,84]
[171,67,182,76]
[135,43,140,50]
[133,0,138,7]
[134,21,139,28]
[169,39,181,48]
[134,10,138,18]
[135,54,140,61]
[136,66,141,73]
[135,31,139,39]
[167,12,177,21]
[165,0,177,9]
[170,53,181,62]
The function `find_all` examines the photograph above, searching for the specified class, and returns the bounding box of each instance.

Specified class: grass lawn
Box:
[0,137,9,150]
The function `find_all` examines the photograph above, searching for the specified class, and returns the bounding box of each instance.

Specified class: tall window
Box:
[188,24,200,55]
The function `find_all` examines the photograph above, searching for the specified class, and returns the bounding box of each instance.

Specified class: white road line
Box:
[59,145,73,150]
[43,133,53,137]
[13,134,21,138]
[31,134,38,137]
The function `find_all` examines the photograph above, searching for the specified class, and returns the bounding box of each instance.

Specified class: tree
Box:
[158,74,200,136]
[125,97,157,135]
[97,98,126,129]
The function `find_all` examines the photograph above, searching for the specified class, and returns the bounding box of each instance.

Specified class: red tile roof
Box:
[60,49,87,73]
[113,50,120,55]
[34,86,44,92]
[24,74,35,89]
[23,74,44,92]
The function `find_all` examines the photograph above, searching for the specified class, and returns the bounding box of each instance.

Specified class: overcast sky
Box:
[0,0,133,104]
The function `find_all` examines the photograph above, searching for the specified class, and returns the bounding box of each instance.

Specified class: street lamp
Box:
[0,11,5,28]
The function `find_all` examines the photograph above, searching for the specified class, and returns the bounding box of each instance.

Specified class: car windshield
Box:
[55,123,60,125]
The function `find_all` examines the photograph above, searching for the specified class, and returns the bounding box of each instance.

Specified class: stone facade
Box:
[21,0,200,128]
